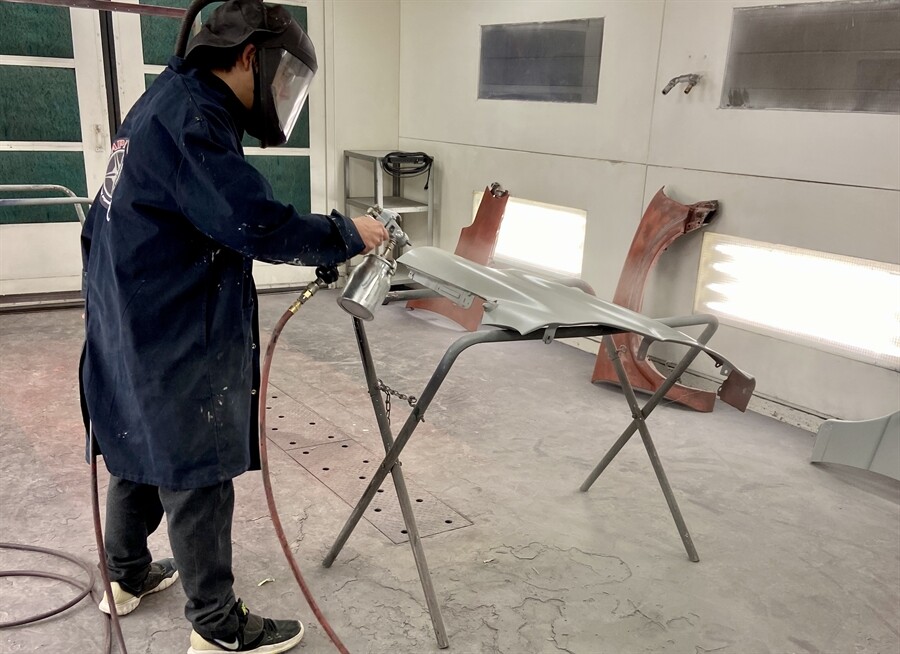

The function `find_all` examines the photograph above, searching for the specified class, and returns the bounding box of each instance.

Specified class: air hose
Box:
[258,266,350,654]
[1,272,347,654]
[0,540,115,654]
[0,438,125,654]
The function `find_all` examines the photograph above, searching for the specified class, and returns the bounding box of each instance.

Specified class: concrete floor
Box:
[1,290,898,654]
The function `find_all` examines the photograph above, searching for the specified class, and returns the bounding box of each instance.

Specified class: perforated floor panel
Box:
[266,386,472,544]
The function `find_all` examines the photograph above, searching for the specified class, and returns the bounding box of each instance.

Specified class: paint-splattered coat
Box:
[80,58,363,490]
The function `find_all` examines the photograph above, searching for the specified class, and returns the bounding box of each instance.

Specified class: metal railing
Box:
[0,184,92,225]
[0,184,92,312]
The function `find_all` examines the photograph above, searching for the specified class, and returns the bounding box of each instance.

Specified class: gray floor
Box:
[1,290,898,654]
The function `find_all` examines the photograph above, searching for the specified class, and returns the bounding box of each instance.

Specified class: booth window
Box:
[721,0,900,114]
[694,233,900,370]
[479,18,604,103]
[473,193,586,277]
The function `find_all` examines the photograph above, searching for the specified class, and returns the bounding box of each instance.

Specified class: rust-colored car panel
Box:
[592,188,720,412]
[406,184,509,330]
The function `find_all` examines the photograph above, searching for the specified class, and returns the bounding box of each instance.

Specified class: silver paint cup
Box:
[337,253,396,321]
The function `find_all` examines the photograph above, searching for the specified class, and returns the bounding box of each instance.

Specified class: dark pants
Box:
[104,475,240,640]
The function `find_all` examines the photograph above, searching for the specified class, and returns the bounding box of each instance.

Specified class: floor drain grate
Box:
[267,387,472,544]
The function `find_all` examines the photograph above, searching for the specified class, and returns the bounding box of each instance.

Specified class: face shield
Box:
[270,50,315,143]
[252,44,315,147]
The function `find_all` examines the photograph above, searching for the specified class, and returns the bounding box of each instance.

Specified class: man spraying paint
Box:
[79,1,387,652]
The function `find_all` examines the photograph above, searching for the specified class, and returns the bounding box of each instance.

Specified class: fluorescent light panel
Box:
[473,192,586,277]
[695,233,900,370]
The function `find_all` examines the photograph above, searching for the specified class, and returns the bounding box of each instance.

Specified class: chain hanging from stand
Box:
[377,379,418,424]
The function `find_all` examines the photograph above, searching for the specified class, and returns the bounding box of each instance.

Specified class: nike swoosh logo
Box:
[212,638,239,651]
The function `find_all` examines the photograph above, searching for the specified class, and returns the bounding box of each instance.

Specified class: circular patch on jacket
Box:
[99,138,129,210]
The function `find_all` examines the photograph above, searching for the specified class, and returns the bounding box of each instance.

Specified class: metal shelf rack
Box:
[343,150,434,246]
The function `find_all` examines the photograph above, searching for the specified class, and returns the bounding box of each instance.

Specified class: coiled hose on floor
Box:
[0,437,126,654]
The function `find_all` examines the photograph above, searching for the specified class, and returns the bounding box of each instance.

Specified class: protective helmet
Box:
[186,0,317,147]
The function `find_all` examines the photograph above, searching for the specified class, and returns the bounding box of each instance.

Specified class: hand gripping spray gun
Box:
[337,207,409,320]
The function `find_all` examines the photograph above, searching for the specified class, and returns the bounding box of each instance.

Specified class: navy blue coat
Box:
[80,57,363,490]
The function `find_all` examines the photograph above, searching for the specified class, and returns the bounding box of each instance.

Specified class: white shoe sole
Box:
[99,570,180,616]
[186,621,304,654]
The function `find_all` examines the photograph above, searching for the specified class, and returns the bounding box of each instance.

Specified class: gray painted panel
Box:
[811,411,900,481]
[869,412,900,479]
[398,246,749,379]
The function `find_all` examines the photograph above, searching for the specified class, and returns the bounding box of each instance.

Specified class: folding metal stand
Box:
[323,314,721,648]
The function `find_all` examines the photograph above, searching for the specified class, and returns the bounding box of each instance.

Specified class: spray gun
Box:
[337,206,409,320]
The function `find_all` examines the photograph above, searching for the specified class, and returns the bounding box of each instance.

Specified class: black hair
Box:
[186,39,253,71]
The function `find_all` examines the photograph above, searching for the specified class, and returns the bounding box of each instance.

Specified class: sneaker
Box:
[99,558,179,616]
[187,600,304,653]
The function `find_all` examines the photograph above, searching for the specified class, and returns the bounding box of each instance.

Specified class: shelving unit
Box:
[343,150,434,246]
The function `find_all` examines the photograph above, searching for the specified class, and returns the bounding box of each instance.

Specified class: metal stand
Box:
[344,318,449,648]
[580,315,720,562]
[323,317,720,647]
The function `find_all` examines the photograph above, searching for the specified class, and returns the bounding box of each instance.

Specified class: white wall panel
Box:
[399,0,664,164]
[640,165,900,421]
[649,0,900,190]
[0,223,82,295]
[325,0,400,211]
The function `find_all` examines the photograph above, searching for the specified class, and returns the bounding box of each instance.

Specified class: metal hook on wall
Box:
[661,73,702,95]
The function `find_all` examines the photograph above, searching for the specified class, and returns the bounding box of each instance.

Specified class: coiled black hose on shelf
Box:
[380,151,434,190]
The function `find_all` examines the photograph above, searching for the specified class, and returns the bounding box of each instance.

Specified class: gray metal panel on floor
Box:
[265,387,348,449]
[287,440,472,544]
[265,386,471,544]
[811,410,900,481]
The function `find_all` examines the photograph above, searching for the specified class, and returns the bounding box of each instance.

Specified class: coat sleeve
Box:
[174,105,364,266]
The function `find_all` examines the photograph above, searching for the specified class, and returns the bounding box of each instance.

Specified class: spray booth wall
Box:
[1,0,896,424]
[396,0,900,423]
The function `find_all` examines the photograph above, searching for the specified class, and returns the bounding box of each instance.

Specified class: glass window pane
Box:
[140,0,188,67]
[721,0,900,114]
[0,151,88,224]
[247,155,311,215]
[479,18,604,104]
[0,3,73,58]
[0,66,82,141]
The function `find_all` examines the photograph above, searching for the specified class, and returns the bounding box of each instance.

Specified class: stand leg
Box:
[324,318,449,648]
[581,332,710,492]
[590,337,700,562]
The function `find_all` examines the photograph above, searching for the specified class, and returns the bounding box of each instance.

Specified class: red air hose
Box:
[258,289,351,654]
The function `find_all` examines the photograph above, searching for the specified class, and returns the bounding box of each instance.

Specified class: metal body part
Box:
[398,247,753,409]
[406,183,509,330]
[592,187,721,411]
[322,246,755,648]
[811,411,900,481]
